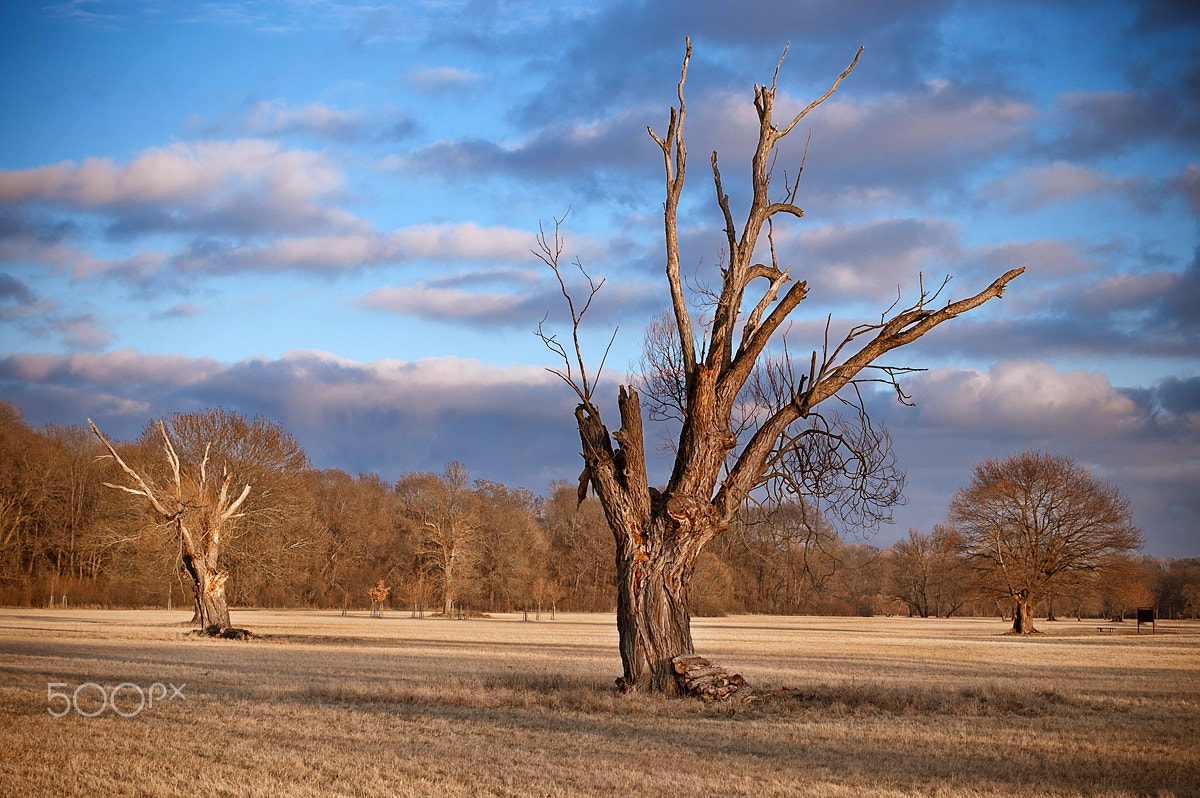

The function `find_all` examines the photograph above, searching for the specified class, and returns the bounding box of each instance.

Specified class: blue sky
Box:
[1,0,1197,557]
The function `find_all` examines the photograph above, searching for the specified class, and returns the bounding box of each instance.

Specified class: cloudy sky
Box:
[1,0,1197,557]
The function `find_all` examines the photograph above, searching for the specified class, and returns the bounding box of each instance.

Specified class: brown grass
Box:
[1,609,1197,797]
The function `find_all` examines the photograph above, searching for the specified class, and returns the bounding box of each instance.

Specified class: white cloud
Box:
[0,234,169,281]
[789,218,961,302]
[994,161,1109,206]
[52,315,113,351]
[0,140,353,235]
[909,360,1144,437]
[1,348,557,414]
[2,140,312,205]
[387,222,532,261]
[244,100,366,140]
[2,349,223,386]
[357,285,519,321]
[405,66,484,93]
[971,238,1097,279]
[1074,271,1178,315]
[806,83,1036,186]
[173,221,536,273]
[985,161,1156,212]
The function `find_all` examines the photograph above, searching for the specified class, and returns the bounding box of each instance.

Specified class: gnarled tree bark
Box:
[539,39,1024,693]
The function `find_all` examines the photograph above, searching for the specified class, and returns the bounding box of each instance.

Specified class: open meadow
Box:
[1,608,1197,797]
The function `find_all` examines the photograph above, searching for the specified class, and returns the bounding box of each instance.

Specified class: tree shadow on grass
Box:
[296,672,1193,796]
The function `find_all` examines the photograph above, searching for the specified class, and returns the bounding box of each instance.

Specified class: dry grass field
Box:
[1,608,1197,797]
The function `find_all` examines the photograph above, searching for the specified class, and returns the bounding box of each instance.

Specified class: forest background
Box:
[3,401,1196,622]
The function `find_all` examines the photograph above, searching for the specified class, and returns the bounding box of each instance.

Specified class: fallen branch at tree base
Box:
[671,654,756,702]
[194,625,258,640]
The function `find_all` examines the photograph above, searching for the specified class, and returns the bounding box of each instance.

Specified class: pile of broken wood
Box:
[193,624,257,640]
[672,654,755,702]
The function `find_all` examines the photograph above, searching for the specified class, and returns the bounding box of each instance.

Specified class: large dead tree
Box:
[538,40,1024,693]
[89,418,250,631]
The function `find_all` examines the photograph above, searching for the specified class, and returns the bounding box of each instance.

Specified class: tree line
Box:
[2,400,1196,621]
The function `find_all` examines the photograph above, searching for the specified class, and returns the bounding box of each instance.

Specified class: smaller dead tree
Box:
[89,419,249,632]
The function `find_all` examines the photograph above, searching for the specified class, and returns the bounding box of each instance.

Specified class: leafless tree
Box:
[88,409,309,631]
[889,526,969,618]
[949,451,1143,634]
[397,462,479,617]
[1094,555,1154,622]
[160,411,315,609]
[724,499,842,609]
[1149,558,1200,620]
[89,418,250,630]
[538,39,1024,692]
[472,480,547,613]
[542,481,614,612]
[307,469,406,609]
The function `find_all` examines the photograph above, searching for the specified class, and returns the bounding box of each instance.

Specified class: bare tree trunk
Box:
[614,518,697,693]
[442,557,454,617]
[1011,592,1036,634]
[183,551,231,630]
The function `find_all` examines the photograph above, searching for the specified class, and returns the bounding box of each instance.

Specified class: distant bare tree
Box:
[0,404,59,583]
[949,451,1143,634]
[1149,558,1200,620]
[729,499,841,607]
[889,526,969,618]
[397,462,478,617]
[307,469,405,608]
[89,409,309,631]
[542,481,614,612]
[89,418,250,630]
[1095,555,1154,622]
[473,480,546,612]
[539,39,1024,692]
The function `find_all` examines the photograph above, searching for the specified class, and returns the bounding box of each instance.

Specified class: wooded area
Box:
[2,400,1197,621]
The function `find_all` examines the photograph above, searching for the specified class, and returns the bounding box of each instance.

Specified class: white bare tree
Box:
[89,417,249,630]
